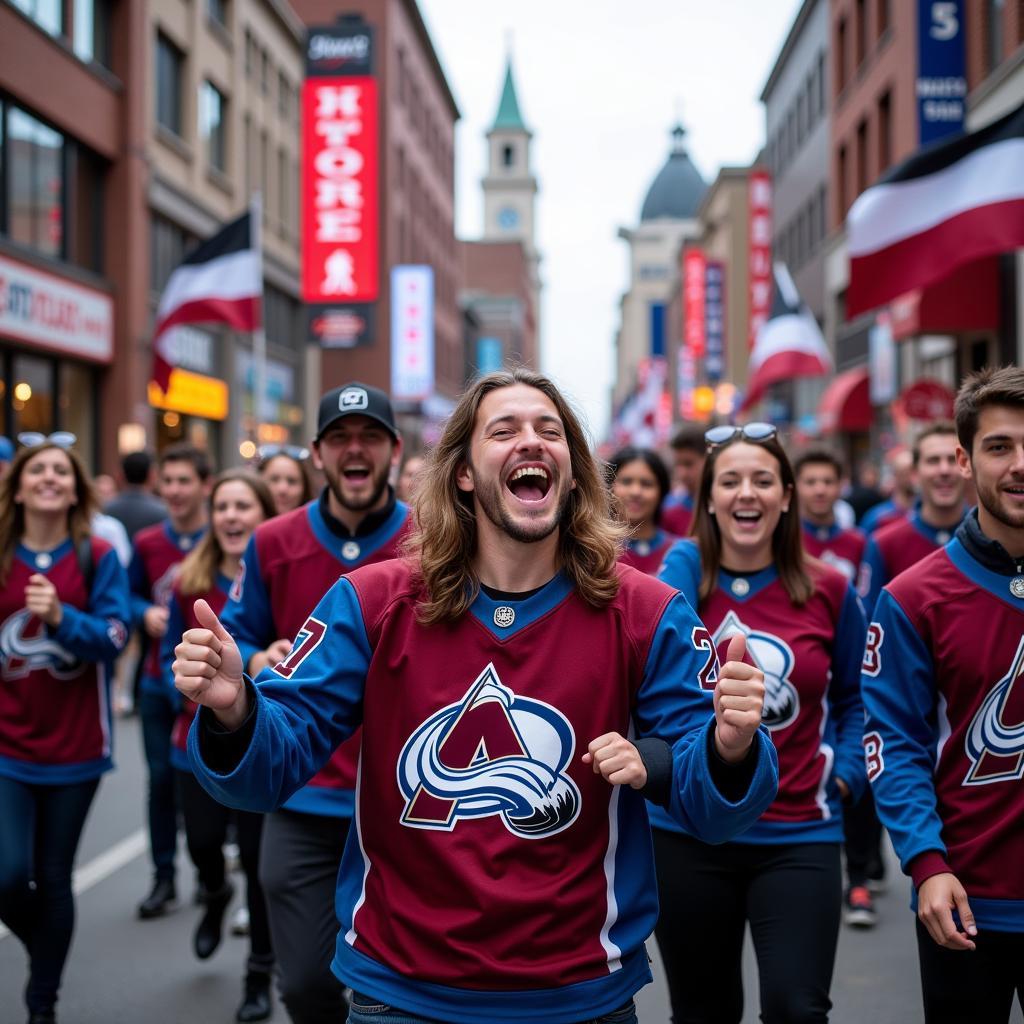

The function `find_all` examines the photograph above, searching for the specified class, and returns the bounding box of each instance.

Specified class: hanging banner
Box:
[705,260,726,382]
[917,0,966,145]
[682,248,706,358]
[748,170,773,352]
[302,21,378,345]
[390,265,435,401]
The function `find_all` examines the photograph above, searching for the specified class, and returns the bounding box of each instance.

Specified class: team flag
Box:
[150,212,261,391]
[740,263,831,411]
[847,101,1024,318]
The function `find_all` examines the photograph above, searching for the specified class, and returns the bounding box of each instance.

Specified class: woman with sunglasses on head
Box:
[606,446,679,574]
[0,433,131,1024]
[256,445,314,517]
[161,471,277,1022]
[653,423,867,1024]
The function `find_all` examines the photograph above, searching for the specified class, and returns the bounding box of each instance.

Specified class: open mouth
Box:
[222,528,245,542]
[732,509,763,527]
[342,465,372,485]
[506,464,552,504]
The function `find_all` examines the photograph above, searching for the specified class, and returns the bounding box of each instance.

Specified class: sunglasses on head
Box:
[704,423,777,449]
[18,431,77,450]
[257,444,310,462]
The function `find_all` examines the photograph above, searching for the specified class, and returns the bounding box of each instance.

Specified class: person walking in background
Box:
[661,424,706,536]
[657,422,867,1024]
[396,453,427,504]
[163,471,276,1023]
[860,448,916,534]
[174,368,776,1024]
[104,451,167,541]
[256,445,315,517]
[131,444,211,920]
[221,383,409,1024]
[0,435,16,480]
[0,434,131,1024]
[606,446,678,574]
[845,460,885,524]
[862,366,1024,1023]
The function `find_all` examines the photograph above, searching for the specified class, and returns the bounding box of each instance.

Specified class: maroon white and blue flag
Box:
[847,101,1024,318]
[150,211,261,391]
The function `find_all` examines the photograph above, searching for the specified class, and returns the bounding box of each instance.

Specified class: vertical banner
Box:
[390,265,434,401]
[917,0,965,145]
[302,22,378,347]
[683,248,707,358]
[704,260,726,382]
[748,170,773,351]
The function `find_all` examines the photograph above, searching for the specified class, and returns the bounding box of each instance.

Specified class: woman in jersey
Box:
[256,445,314,517]
[655,423,867,1024]
[0,434,131,1024]
[162,471,276,1022]
[606,446,678,574]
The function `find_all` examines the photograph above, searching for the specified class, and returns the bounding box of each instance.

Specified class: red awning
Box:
[818,367,871,433]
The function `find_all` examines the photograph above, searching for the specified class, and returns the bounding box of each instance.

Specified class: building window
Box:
[156,33,184,137]
[10,0,62,38]
[68,143,104,273]
[876,0,890,38]
[502,143,515,168]
[987,0,1005,73]
[278,147,288,234]
[200,81,227,173]
[836,17,847,93]
[855,0,867,68]
[244,30,253,77]
[260,131,268,221]
[265,285,298,348]
[260,49,270,95]
[837,143,848,220]
[243,114,252,198]
[7,107,65,259]
[150,213,197,294]
[817,52,826,115]
[856,118,869,194]
[73,0,112,67]
[878,90,892,174]
[278,72,290,119]
[208,0,227,27]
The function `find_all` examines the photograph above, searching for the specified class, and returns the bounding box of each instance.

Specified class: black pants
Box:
[0,775,99,1016]
[176,770,273,971]
[842,787,883,888]
[653,828,842,1024]
[916,919,1024,1022]
[259,809,350,1024]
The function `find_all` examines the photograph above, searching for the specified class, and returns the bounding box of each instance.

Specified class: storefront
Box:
[0,250,113,469]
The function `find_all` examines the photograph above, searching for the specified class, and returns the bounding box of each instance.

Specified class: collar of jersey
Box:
[717,563,777,601]
[908,504,964,546]
[163,521,206,549]
[470,571,574,639]
[946,536,1024,614]
[802,518,840,541]
[627,528,668,552]
[307,498,408,565]
[16,538,73,568]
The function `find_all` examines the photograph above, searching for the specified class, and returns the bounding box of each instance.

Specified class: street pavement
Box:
[2,714,1021,1024]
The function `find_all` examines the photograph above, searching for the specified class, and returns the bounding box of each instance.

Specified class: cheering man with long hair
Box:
[174,369,778,1024]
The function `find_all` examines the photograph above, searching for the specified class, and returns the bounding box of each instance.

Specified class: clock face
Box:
[498,206,519,230]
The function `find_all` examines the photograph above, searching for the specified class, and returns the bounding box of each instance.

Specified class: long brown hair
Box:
[405,368,626,624]
[691,434,814,606]
[0,442,97,587]
[177,471,274,595]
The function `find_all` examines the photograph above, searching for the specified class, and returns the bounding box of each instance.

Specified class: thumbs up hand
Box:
[713,632,766,764]
[173,599,249,729]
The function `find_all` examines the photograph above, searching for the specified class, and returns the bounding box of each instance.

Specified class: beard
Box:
[473,470,572,544]
[324,460,391,513]
[975,477,1024,531]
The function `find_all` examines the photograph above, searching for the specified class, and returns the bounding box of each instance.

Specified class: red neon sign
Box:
[748,169,773,351]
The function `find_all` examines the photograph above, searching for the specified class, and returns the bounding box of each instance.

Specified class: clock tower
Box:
[482,56,539,287]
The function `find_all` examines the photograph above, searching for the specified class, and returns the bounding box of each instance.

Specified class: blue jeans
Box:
[347,992,638,1024]
[0,774,100,1015]
[139,688,178,879]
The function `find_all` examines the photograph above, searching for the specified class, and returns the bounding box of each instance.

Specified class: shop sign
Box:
[917,0,965,145]
[148,369,228,421]
[705,260,726,382]
[0,253,113,362]
[748,170,773,352]
[682,248,706,358]
[898,378,955,420]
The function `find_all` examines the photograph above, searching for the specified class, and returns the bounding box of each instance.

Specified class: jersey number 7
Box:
[273,617,327,678]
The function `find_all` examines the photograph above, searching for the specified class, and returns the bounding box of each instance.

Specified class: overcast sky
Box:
[417,0,804,440]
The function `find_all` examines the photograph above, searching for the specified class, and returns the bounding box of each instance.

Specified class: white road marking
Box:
[0,828,147,941]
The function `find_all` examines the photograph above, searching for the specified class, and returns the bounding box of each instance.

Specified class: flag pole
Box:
[251,191,266,447]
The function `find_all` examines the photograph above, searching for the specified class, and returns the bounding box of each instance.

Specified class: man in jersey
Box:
[132,444,211,919]
[861,366,1024,1023]
[795,449,867,586]
[860,422,968,614]
[220,382,407,1024]
[661,424,705,537]
[175,368,778,1024]
[860,447,916,533]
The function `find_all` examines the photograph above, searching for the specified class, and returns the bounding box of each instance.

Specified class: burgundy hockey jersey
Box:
[618,529,679,576]
[801,520,867,587]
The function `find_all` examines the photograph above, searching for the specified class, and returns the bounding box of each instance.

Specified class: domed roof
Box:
[640,123,707,222]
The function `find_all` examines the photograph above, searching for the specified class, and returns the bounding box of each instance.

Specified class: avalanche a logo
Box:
[963,635,1024,786]
[396,664,581,839]
[1,610,85,680]
[713,610,799,730]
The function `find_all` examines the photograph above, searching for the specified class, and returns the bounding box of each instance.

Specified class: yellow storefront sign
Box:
[148,369,229,421]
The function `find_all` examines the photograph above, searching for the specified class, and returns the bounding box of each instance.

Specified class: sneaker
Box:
[231,906,250,936]
[137,877,177,919]
[844,886,877,928]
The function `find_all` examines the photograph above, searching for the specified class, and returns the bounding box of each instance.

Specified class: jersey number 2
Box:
[691,626,719,690]
[273,617,327,679]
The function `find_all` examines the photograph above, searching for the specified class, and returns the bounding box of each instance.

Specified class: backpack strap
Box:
[76,536,95,597]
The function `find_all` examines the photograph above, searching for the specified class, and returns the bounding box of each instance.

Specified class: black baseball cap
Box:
[316,382,399,441]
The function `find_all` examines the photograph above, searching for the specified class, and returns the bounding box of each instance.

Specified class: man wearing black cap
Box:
[218,382,409,1024]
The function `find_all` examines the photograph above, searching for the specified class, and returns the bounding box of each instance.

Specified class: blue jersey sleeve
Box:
[161,593,186,698]
[860,591,946,873]
[829,584,869,803]
[220,536,276,672]
[52,546,131,663]
[858,536,886,615]
[128,545,152,624]
[657,539,702,606]
[633,593,778,844]
[188,575,370,813]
